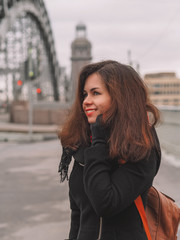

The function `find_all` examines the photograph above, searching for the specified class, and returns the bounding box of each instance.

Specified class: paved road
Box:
[0,139,70,240]
[0,139,179,240]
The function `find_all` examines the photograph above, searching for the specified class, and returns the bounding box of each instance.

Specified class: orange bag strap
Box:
[134,196,152,240]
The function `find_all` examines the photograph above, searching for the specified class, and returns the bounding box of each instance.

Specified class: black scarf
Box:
[58,146,86,182]
[58,147,75,182]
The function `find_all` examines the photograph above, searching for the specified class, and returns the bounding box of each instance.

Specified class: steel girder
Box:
[0,0,59,100]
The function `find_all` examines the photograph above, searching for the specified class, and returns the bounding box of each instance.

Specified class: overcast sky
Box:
[44,0,180,77]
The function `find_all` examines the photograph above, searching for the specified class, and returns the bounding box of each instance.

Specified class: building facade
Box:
[144,72,180,106]
[70,23,92,102]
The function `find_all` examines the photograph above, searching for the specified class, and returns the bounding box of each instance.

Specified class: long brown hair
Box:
[59,60,160,162]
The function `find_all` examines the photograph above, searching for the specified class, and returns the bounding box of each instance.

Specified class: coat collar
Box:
[73,146,86,165]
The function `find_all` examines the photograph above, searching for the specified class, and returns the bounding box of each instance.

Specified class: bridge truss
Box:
[0,0,60,104]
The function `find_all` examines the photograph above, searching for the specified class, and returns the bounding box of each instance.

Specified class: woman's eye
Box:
[93,91,100,96]
[83,92,87,99]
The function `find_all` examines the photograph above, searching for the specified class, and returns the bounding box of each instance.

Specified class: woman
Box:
[58,60,161,240]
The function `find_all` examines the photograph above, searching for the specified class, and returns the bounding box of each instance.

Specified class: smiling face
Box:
[82,73,112,124]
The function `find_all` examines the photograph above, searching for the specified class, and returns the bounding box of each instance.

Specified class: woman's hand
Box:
[90,114,110,146]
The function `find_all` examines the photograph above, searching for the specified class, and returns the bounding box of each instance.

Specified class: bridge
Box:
[0,0,60,104]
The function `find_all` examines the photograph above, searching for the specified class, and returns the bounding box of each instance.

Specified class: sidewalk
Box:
[0,112,59,142]
[0,122,59,142]
[0,139,70,240]
[0,122,58,133]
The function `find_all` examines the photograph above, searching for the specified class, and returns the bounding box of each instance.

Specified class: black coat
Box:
[66,131,161,240]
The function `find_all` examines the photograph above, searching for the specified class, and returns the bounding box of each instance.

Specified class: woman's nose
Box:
[83,94,93,105]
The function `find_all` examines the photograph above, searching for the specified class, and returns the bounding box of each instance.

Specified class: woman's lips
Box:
[85,109,96,116]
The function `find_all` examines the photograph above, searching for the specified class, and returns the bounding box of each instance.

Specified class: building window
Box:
[154,91,160,95]
[163,99,168,104]
[154,83,160,87]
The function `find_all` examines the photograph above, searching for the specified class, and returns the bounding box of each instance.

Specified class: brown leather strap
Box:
[134,196,152,240]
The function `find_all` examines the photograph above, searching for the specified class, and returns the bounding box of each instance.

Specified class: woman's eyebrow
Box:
[83,87,100,92]
[90,87,100,91]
